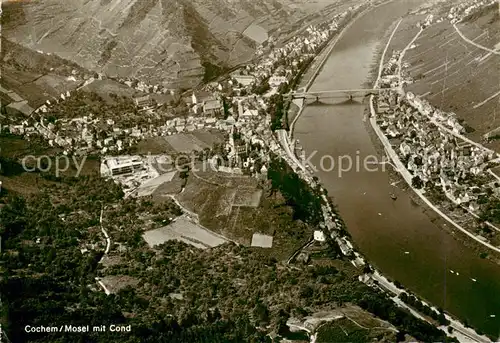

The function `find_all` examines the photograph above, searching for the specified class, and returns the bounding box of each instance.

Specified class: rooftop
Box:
[204,99,223,111]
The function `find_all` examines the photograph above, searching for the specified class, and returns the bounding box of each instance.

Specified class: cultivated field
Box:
[171,170,311,259]
[0,37,88,108]
[233,188,263,207]
[164,131,224,153]
[142,215,228,249]
[175,170,263,241]
[216,189,237,217]
[243,24,268,44]
[134,171,177,197]
[251,233,273,248]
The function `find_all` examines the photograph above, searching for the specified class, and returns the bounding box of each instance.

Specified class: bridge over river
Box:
[285,87,396,101]
[292,0,500,338]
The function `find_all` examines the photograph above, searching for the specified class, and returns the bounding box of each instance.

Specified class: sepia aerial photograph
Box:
[0,0,499,342]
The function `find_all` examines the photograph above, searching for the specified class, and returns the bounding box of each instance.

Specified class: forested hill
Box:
[0,169,454,342]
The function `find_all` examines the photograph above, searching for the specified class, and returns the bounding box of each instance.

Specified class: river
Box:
[294,0,500,338]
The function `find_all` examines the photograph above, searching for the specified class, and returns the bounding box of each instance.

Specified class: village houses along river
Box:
[294,0,500,338]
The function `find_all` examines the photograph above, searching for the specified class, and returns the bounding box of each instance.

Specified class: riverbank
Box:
[277,104,490,341]
[366,14,494,341]
[276,10,489,340]
[275,124,470,341]
[288,0,500,338]
[361,21,500,264]
[367,22,500,258]
[364,109,500,262]
[288,0,390,139]
[368,17,488,342]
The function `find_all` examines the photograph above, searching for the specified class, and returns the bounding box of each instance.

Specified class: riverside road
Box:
[293,0,500,338]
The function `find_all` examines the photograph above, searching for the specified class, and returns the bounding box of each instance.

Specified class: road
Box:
[397,27,423,92]
[95,206,111,295]
[280,2,495,340]
[370,99,496,341]
[166,194,237,245]
[167,194,199,221]
[287,238,314,264]
[99,206,111,256]
[374,19,500,254]
[278,28,490,339]
[453,23,500,56]
[368,15,493,343]
[288,0,390,140]
[371,270,489,342]
[473,90,500,109]
[276,129,306,172]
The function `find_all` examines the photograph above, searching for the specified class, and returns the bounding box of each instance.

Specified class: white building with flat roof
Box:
[314,230,326,242]
[133,95,152,108]
[105,157,143,176]
[233,75,256,86]
[269,76,288,87]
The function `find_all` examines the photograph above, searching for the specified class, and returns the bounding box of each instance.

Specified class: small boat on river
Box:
[390,193,397,200]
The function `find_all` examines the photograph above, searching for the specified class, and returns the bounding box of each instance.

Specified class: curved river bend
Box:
[294,0,500,338]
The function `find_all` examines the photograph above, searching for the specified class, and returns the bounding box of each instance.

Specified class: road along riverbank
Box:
[292,0,500,338]
[278,120,490,342]
[370,27,500,255]
[365,17,490,343]
[278,11,489,339]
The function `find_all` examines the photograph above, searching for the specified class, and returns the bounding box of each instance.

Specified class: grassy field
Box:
[142,215,228,249]
[134,131,225,155]
[316,316,396,343]
[100,275,140,294]
[164,133,211,153]
[134,137,177,155]
[80,79,138,102]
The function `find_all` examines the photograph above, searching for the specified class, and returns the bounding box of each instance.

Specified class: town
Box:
[1,4,367,194]
[1,0,497,342]
[372,0,500,250]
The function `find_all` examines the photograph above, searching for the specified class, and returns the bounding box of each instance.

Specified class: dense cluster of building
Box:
[5,4,364,180]
[205,6,363,98]
[376,46,499,214]
[410,0,495,26]
[249,9,359,85]
[447,0,497,24]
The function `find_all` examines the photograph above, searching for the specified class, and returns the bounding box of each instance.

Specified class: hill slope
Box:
[402,3,500,149]
[3,0,348,88]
